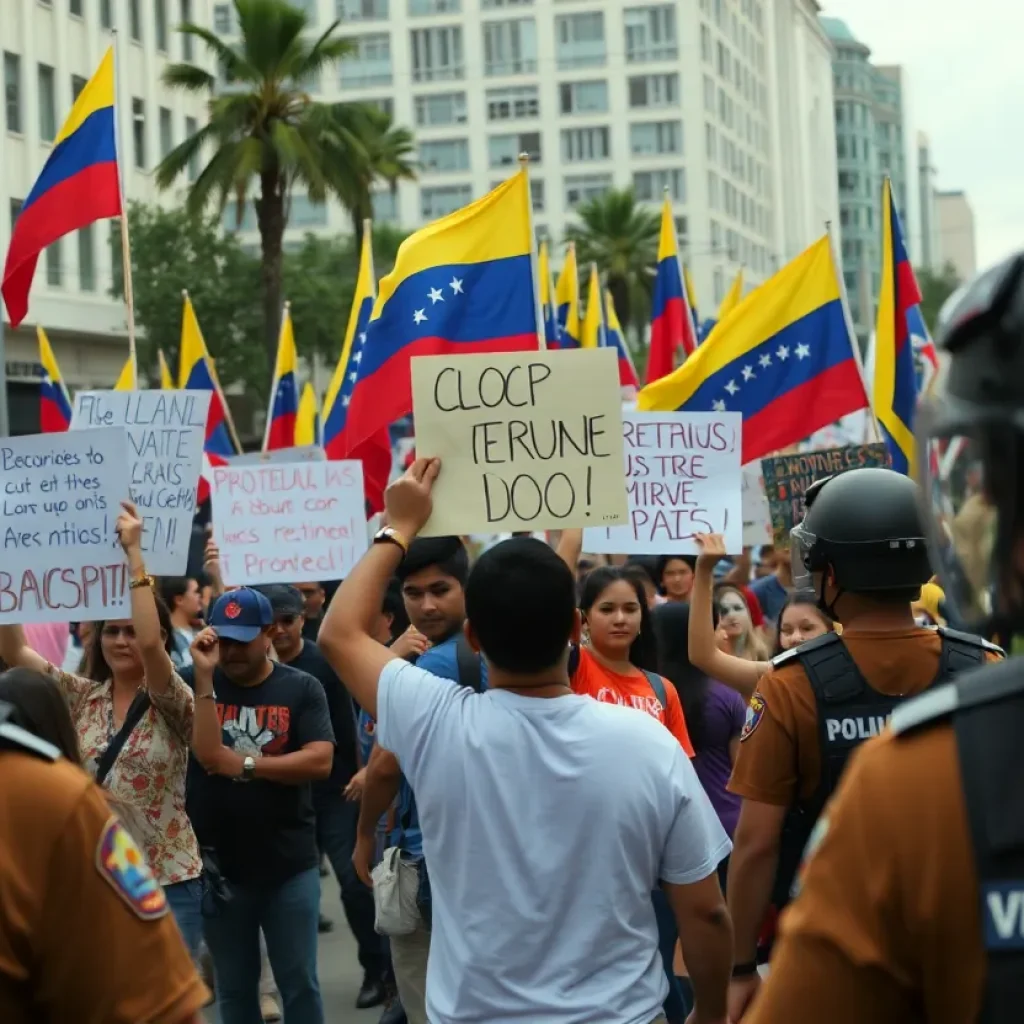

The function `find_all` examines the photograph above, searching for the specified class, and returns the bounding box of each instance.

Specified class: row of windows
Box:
[8,198,97,291]
[36,0,196,57]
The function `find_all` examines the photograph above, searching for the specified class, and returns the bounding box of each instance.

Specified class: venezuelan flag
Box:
[295,382,321,446]
[648,197,696,383]
[605,289,639,388]
[639,236,869,463]
[178,293,236,459]
[114,357,135,391]
[344,170,539,451]
[264,304,299,451]
[37,326,72,432]
[2,48,121,327]
[874,178,923,475]
[157,349,174,389]
[581,263,603,350]
[554,243,582,349]
[684,264,700,337]
[322,228,391,513]
[700,268,745,343]
[538,239,560,347]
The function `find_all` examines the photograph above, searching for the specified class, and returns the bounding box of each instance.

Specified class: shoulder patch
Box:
[95,817,168,920]
[740,692,766,741]
[771,647,801,668]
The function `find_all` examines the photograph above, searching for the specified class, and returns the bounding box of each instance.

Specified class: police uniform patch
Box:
[95,817,168,920]
[740,692,766,741]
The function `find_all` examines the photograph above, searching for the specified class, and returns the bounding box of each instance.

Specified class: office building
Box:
[1,0,212,434]
[936,189,977,281]
[917,131,941,270]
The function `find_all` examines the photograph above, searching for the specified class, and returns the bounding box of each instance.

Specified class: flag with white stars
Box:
[344,170,540,451]
[637,236,869,463]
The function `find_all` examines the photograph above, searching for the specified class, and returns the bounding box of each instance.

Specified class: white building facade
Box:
[215,0,838,316]
[1,0,212,433]
[936,189,977,282]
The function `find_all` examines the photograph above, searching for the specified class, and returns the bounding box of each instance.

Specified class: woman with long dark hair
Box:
[0,666,80,762]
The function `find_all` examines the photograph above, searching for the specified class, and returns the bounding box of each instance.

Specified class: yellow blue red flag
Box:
[37,326,72,432]
[295,382,320,447]
[538,239,560,347]
[605,289,639,388]
[157,349,174,390]
[648,197,697,382]
[581,263,602,350]
[554,242,581,349]
[639,236,869,463]
[264,304,299,451]
[114,357,135,391]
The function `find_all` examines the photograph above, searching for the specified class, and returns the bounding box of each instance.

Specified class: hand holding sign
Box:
[385,458,441,540]
[115,501,144,555]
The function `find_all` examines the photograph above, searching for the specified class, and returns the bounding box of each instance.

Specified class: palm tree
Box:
[564,188,660,336]
[156,0,371,362]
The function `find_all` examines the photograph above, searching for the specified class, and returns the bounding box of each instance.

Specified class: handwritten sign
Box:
[585,412,742,554]
[411,348,627,536]
[742,465,773,548]
[72,390,211,575]
[0,428,131,624]
[211,460,368,585]
[760,443,891,546]
[230,445,325,466]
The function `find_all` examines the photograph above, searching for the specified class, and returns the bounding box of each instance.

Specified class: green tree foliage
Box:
[916,260,962,331]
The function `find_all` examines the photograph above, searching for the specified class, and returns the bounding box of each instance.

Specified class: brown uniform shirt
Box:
[728,628,999,806]
[746,722,987,1024]
[0,751,209,1024]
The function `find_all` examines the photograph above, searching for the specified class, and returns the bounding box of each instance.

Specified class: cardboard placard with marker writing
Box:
[410,348,628,536]
[585,411,743,554]
[72,389,211,575]
[760,442,892,547]
[0,428,131,624]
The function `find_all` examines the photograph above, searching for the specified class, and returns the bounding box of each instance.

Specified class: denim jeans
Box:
[204,866,323,1024]
[165,878,204,960]
[651,888,693,1024]
[314,792,384,977]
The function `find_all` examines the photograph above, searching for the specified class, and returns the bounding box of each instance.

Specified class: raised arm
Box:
[689,534,768,699]
[554,528,583,574]
[0,624,49,675]
[320,459,441,721]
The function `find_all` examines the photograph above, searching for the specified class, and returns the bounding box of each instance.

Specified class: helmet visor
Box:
[789,523,816,591]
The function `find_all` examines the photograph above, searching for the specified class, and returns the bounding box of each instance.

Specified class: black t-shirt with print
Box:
[181,662,335,886]
[284,640,358,790]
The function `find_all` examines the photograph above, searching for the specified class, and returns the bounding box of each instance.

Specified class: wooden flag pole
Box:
[111,32,138,386]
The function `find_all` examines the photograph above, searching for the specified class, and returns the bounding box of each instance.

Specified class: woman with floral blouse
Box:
[0,501,203,956]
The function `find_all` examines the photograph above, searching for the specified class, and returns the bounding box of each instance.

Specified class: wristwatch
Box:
[241,755,257,781]
[373,526,409,555]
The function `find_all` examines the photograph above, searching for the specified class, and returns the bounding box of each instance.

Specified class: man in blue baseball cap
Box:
[182,586,337,1024]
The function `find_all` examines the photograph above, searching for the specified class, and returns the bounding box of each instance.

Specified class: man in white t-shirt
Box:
[321,459,733,1024]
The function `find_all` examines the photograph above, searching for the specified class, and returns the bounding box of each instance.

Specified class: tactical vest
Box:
[892,657,1024,1023]
[772,627,992,912]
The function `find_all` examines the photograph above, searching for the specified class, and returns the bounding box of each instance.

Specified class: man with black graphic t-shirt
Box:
[183,588,335,1024]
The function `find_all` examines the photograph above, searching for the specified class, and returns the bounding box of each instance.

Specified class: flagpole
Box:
[110,32,138,386]
[826,221,881,443]
[519,153,547,351]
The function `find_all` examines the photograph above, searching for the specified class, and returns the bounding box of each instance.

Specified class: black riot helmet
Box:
[790,468,931,613]
[916,252,1024,636]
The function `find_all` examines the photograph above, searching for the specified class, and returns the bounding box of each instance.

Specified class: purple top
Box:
[692,681,747,837]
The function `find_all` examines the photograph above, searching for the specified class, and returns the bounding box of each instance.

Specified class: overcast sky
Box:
[821,0,1024,271]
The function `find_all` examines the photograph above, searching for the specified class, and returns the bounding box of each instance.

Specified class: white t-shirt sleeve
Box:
[659,746,733,886]
[376,657,465,785]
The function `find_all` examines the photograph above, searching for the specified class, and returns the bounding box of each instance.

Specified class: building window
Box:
[483,18,537,77]
[707,170,720,208]
[564,173,611,208]
[78,224,96,292]
[487,131,540,167]
[559,79,608,115]
[38,64,57,143]
[414,92,468,127]
[101,0,113,28]
[410,27,464,83]
[372,190,398,223]
[409,0,461,11]
[156,0,169,51]
[185,115,199,179]
[419,138,470,173]
[633,168,685,202]
[131,98,146,168]
[555,12,606,70]
[482,0,533,7]
[46,239,62,287]
[159,107,173,158]
[628,72,679,108]
[71,74,87,104]
[70,0,83,15]
[340,34,393,87]
[4,53,21,134]
[337,0,389,19]
[367,97,394,117]
[421,184,472,220]
[530,179,544,211]
[700,23,711,62]
[181,0,194,59]
[213,3,233,34]
[9,199,22,234]
[289,194,329,228]
[705,121,716,159]
[130,0,142,41]
[624,5,677,63]
[485,84,538,120]
[629,120,682,156]
[290,0,317,22]
[560,126,610,162]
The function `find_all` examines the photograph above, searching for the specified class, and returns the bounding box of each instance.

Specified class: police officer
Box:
[0,700,209,1023]
[725,464,1002,1021]
[740,253,1024,1023]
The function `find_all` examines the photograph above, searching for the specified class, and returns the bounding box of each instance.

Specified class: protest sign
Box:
[742,465,773,548]
[585,411,742,554]
[0,428,131,624]
[211,460,368,585]
[230,445,325,466]
[760,443,891,546]
[73,390,211,575]
[411,348,627,536]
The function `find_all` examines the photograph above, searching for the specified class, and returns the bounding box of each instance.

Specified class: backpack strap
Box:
[455,632,484,692]
[792,632,865,704]
[641,669,668,711]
